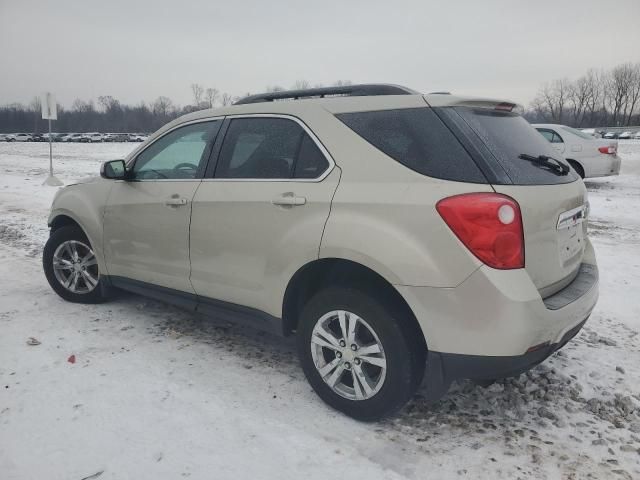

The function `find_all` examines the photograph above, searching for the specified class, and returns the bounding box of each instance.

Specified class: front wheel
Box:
[297,287,425,421]
[43,225,108,303]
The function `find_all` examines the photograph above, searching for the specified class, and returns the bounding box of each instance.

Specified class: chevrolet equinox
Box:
[43,84,599,420]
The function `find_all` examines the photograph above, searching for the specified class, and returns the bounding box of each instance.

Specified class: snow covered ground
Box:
[1,141,639,480]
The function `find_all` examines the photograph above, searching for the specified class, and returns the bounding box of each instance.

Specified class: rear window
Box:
[561,126,594,140]
[451,107,578,185]
[336,108,487,183]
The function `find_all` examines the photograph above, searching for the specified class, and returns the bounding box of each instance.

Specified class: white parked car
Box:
[62,133,83,142]
[618,131,633,140]
[0,134,15,142]
[633,131,640,139]
[128,133,147,142]
[81,132,104,143]
[533,124,621,178]
[14,133,33,142]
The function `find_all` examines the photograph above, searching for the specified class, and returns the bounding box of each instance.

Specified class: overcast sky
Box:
[1,0,639,108]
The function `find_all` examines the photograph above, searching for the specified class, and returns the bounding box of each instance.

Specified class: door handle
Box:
[272,193,307,207]
[165,197,189,206]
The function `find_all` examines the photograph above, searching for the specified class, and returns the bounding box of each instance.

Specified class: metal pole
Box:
[43,112,62,186]
[48,118,53,176]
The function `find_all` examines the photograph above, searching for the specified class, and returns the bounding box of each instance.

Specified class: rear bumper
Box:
[586,155,621,178]
[430,317,587,383]
[397,239,598,357]
[400,241,598,401]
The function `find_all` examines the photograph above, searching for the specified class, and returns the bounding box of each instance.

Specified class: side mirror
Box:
[100,159,128,180]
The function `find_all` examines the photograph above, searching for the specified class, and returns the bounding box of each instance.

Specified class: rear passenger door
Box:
[189,115,340,318]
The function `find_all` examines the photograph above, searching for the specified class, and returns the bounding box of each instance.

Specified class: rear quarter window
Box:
[335,107,487,183]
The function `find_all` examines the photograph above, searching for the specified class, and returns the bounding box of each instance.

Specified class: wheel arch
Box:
[566,159,585,178]
[49,214,83,235]
[282,258,427,350]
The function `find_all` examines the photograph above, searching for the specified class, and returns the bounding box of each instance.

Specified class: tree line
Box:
[525,62,640,127]
[3,68,640,133]
[0,80,352,134]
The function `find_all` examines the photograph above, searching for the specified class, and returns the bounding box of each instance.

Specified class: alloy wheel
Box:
[310,310,387,401]
[52,240,99,294]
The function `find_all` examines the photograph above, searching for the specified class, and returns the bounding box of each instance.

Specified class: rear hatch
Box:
[433,103,587,297]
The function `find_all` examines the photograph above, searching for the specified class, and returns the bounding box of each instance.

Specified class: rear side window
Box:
[215,117,330,179]
[452,108,577,185]
[537,128,564,144]
[336,108,487,183]
[294,134,330,178]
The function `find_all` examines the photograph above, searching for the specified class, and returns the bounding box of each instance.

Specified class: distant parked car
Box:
[32,133,46,142]
[42,133,65,142]
[534,124,621,178]
[110,133,129,142]
[0,134,13,142]
[633,131,640,139]
[14,133,33,142]
[80,132,104,143]
[618,131,632,139]
[603,131,619,139]
[62,133,83,142]
[128,133,147,142]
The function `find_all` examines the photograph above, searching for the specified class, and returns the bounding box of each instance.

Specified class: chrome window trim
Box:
[125,117,225,181]
[203,113,336,183]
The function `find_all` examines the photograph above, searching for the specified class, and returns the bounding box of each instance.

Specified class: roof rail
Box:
[234,84,419,105]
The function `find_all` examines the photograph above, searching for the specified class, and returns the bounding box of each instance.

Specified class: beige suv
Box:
[43,84,599,420]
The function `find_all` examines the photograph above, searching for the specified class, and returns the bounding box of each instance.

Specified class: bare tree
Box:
[533,79,569,123]
[605,64,635,126]
[152,96,174,117]
[624,63,640,126]
[568,76,591,127]
[221,93,234,106]
[98,96,117,112]
[191,83,204,106]
[292,79,310,90]
[584,69,605,126]
[72,99,95,113]
[204,88,219,108]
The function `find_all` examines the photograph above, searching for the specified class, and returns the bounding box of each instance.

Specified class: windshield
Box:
[560,126,594,140]
[449,107,578,185]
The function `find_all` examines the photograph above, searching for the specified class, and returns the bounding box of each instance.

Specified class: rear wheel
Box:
[43,225,108,303]
[297,287,425,421]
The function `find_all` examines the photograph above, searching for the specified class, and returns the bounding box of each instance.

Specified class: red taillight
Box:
[598,145,616,155]
[436,193,525,269]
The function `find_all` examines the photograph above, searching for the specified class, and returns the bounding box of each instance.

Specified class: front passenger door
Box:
[103,120,221,292]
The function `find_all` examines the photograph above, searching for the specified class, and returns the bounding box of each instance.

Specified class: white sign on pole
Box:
[41,91,63,186]
[41,92,57,120]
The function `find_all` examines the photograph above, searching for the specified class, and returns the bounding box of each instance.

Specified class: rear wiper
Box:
[518,154,570,176]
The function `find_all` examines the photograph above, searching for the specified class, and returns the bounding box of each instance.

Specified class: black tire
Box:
[297,287,425,421]
[43,225,109,304]
[568,160,585,179]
